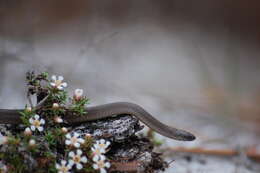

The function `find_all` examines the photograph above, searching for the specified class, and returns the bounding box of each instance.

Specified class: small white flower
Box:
[61,127,68,133]
[50,75,67,90]
[92,155,111,173]
[29,114,45,132]
[0,133,8,145]
[53,103,60,109]
[54,116,63,123]
[74,89,83,100]
[65,132,85,148]
[68,149,88,170]
[94,139,110,151]
[0,161,7,173]
[29,139,36,147]
[91,139,110,161]
[24,127,32,136]
[91,145,106,161]
[56,160,72,173]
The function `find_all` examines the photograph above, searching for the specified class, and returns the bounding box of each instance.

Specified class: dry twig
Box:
[163,147,260,162]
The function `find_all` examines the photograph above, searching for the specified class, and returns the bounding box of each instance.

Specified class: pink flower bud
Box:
[52,103,59,109]
[61,127,68,133]
[74,89,84,100]
[26,107,32,112]
[54,116,63,123]
[29,139,36,147]
[24,127,32,136]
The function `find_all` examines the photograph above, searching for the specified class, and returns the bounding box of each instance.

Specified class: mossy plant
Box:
[0,72,111,173]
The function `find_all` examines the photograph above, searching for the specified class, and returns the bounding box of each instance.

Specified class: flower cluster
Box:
[57,131,111,172]
[0,72,111,173]
[92,139,111,173]
[56,136,111,173]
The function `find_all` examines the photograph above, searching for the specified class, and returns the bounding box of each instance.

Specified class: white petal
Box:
[105,162,111,168]
[25,127,31,132]
[78,138,85,144]
[40,119,45,124]
[93,144,100,148]
[38,126,43,132]
[93,164,98,169]
[57,86,63,90]
[100,155,106,161]
[68,160,74,166]
[58,171,62,173]
[106,141,111,147]
[81,156,88,163]
[58,76,64,81]
[61,82,67,88]
[51,75,57,81]
[75,89,83,96]
[50,82,56,87]
[29,118,34,124]
[100,139,105,144]
[100,148,106,153]
[55,164,60,169]
[74,133,79,137]
[92,155,99,162]
[66,133,71,139]
[69,151,75,158]
[65,140,71,145]
[67,163,72,169]
[76,163,83,170]
[74,142,80,148]
[61,160,66,165]
[100,168,107,173]
[30,126,36,131]
[77,149,82,155]
[34,114,40,120]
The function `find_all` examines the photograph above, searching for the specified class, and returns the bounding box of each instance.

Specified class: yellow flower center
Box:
[99,143,105,148]
[60,166,69,172]
[97,160,105,168]
[33,120,41,127]
[55,80,62,87]
[94,148,101,155]
[71,137,78,144]
[73,155,81,163]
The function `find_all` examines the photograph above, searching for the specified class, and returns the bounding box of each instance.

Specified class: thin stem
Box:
[35,94,49,109]
[27,91,34,108]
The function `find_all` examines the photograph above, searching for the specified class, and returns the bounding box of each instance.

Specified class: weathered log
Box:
[0,114,168,172]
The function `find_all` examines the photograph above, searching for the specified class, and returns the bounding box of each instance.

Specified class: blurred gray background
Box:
[1,0,260,172]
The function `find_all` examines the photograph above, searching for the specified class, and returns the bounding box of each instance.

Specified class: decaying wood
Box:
[0,114,168,172]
